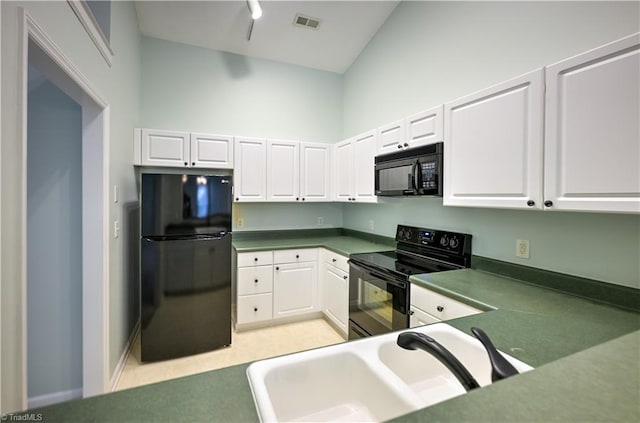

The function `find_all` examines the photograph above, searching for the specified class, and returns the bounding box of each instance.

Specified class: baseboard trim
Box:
[110,320,140,392]
[28,388,82,409]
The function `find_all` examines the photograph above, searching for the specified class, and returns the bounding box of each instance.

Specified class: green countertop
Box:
[232,234,395,256]
[21,233,640,422]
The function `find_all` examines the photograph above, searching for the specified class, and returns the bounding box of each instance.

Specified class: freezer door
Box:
[140,234,231,362]
[141,173,232,237]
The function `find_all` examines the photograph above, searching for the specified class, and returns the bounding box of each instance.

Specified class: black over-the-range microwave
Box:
[374,142,443,196]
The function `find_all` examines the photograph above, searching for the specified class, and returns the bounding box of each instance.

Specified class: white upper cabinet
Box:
[378,106,444,155]
[267,139,300,202]
[234,137,267,202]
[300,142,332,202]
[333,139,354,202]
[444,69,544,210]
[352,130,379,202]
[140,129,190,167]
[377,119,405,154]
[544,33,640,214]
[189,132,234,169]
[136,128,234,169]
[333,131,379,203]
[405,105,444,149]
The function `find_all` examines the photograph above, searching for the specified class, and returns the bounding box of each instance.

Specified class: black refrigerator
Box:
[140,173,232,362]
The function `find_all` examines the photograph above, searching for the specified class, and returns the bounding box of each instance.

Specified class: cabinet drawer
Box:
[409,305,440,328]
[237,251,273,267]
[411,284,483,321]
[273,248,318,264]
[237,293,273,324]
[323,250,349,273]
[237,266,273,295]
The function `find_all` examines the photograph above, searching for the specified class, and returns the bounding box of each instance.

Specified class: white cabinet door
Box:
[544,33,640,214]
[333,139,353,202]
[444,69,544,210]
[323,264,348,335]
[273,262,318,318]
[300,142,331,202]
[353,130,379,202]
[405,105,443,148]
[234,137,267,202]
[141,129,189,167]
[377,119,405,155]
[267,139,300,202]
[190,132,234,169]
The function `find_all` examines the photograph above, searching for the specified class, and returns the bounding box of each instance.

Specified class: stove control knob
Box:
[440,234,449,247]
[398,229,405,239]
[406,230,412,240]
[449,237,459,249]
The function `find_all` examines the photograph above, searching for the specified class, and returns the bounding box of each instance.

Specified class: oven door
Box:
[348,261,409,340]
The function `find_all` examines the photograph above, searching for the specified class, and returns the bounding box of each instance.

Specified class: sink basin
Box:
[247,323,533,422]
[247,348,421,422]
[377,324,532,406]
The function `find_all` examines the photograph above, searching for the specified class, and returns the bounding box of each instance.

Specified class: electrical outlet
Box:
[317,216,324,226]
[516,239,530,259]
[114,220,120,239]
[369,219,375,230]
[237,217,244,228]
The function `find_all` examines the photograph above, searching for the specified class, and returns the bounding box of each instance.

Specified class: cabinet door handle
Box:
[296,254,299,259]
[544,200,553,207]
[397,144,402,149]
[343,275,348,280]
[296,197,299,201]
[403,143,409,147]
[409,310,415,316]
[254,257,258,262]
[332,258,337,262]
[254,279,258,283]
[275,266,279,271]
[254,307,258,312]
[527,200,535,207]
[184,162,188,166]
[436,306,444,312]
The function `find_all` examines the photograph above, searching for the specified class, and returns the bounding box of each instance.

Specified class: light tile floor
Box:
[115,318,345,391]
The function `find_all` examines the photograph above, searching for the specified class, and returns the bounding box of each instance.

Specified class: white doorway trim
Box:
[18,8,110,408]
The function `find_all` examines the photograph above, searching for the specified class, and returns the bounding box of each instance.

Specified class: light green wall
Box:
[342,1,640,289]
[344,1,640,136]
[141,36,343,142]
[233,203,343,232]
[141,36,344,231]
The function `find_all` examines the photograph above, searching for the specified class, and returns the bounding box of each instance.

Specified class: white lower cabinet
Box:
[273,261,319,318]
[320,249,350,337]
[235,248,320,330]
[410,283,483,327]
[235,252,274,327]
[237,293,273,325]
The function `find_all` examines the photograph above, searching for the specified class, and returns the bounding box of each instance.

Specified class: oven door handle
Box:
[348,261,407,289]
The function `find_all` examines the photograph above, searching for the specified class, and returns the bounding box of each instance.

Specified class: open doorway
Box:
[21,11,110,408]
[26,64,83,408]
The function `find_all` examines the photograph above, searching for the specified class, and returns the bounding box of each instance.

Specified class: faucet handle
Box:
[471,327,519,382]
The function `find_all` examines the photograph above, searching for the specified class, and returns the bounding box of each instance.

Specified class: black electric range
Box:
[347,224,472,339]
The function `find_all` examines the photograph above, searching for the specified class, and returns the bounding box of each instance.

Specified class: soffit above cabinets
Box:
[134,1,399,74]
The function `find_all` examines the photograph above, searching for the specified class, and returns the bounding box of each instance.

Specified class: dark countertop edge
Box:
[472,255,640,312]
[232,227,396,248]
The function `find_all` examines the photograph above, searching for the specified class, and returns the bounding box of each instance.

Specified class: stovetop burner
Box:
[349,225,472,280]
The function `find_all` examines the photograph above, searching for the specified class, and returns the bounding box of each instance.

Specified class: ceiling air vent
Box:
[293,13,321,30]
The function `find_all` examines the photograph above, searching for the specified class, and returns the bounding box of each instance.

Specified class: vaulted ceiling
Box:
[134,1,399,73]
